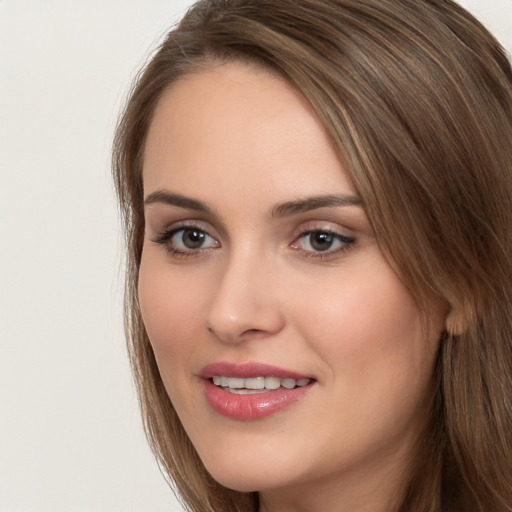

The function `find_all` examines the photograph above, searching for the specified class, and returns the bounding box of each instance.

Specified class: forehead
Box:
[142,61,356,205]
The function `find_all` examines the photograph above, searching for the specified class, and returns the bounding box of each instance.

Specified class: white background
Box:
[1,1,510,511]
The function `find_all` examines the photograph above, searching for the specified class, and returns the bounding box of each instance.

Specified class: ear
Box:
[444,301,477,336]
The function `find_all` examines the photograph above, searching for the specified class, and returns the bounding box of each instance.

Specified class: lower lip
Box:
[203,379,314,420]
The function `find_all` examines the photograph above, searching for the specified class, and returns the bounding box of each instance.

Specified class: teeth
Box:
[212,376,311,390]
[227,377,244,389]
[245,377,265,389]
[281,378,296,389]
[265,376,281,390]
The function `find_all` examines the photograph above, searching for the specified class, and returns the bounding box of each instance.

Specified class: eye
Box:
[152,226,219,255]
[173,228,217,250]
[293,229,355,256]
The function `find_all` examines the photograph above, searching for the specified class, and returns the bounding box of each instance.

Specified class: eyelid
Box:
[150,221,220,257]
[291,220,355,239]
[290,222,356,259]
[150,218,217,240]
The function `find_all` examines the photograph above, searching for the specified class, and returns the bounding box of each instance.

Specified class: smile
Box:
[212,376,312,394]
[201,363,316,420]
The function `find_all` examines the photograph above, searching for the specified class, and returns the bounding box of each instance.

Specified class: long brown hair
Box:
[112,1,512,510]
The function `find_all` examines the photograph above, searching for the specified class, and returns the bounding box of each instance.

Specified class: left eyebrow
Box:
[271,194,363,218]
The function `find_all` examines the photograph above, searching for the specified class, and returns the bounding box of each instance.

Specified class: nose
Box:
[204,250,285,344]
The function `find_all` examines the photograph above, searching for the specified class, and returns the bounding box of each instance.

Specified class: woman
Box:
[112,0,512,510]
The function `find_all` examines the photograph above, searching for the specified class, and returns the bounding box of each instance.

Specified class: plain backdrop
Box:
[1,1,510,511]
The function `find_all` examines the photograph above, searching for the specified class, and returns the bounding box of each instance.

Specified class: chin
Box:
[201,451,303,493]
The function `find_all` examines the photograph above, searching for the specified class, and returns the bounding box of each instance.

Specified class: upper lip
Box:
[200,361,314,380]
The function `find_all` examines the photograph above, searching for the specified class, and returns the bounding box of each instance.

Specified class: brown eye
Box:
[179,229,207,249]
[296,230,355,255]
[152,226,219,255]
[309,232,335,251]
[169,228,218,251]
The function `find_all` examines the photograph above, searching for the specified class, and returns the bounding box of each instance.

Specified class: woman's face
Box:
[139,62,443,506]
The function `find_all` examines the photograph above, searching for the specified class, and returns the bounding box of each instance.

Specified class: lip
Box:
[200,361,316,420]
[200,361,312,380]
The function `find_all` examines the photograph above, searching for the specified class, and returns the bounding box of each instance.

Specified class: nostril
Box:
[242,328,264,335]
[204,287,286,343]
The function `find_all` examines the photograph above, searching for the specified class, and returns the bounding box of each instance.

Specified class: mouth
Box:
[210,375,313,394]
[201,362,316,420]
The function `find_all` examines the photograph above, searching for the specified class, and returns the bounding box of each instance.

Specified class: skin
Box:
[139,62,444,512]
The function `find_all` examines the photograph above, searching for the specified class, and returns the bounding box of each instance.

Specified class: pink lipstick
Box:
[201,362,316,420]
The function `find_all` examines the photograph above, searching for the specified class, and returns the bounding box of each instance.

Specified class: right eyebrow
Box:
[143,190,214,214]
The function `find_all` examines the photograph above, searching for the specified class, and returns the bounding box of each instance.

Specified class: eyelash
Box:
[292,229,355,259]
[151,225,218,259]
[151,225,355,260]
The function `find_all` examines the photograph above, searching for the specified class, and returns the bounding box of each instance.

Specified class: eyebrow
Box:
[144,190,214,213]
[143,190,363,217]
[271,194,363,218]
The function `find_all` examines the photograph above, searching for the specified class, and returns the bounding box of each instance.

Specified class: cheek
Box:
[291,257,438,387]
[288,262,442,457]
[138,253,206,367]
